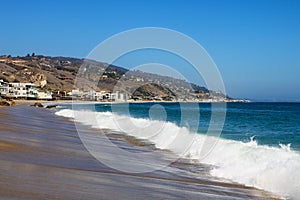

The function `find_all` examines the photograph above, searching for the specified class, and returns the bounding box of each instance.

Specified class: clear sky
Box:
[1,0,300,101]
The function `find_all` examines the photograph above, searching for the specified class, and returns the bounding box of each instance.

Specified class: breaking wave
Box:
[56,109,300,199]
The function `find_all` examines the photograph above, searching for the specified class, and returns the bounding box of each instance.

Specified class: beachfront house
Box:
[0,80,52,100]
[6,83,36,99]
[0,80,9,97]
[115,91,129,102]
[65,89,129,102]
[37,91,53,100]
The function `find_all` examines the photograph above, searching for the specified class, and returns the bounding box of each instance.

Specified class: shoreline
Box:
[0,105,280,199]
[8,100,300,107]
[7,99,244,107]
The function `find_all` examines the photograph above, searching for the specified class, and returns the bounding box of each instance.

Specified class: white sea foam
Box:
[56,109,300,199]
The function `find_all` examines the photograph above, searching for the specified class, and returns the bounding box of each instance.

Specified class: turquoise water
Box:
[222,103,300,151]
[57,102,300,198]
[70,102,300,151]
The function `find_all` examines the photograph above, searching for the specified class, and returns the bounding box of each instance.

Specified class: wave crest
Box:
[56,109,300,199]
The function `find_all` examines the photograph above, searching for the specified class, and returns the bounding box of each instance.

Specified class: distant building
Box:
[0,80,52,100]
[0,80,9,96]
[135,78,144,82]
[115,91,129,102]
[6,83,37,99]
[66,88,129,102]
[37,91,52,100]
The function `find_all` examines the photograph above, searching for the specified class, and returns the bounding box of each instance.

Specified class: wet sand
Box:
[0,106,280,199]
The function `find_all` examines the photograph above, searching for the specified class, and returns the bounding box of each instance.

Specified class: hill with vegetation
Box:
[0,54,230,101]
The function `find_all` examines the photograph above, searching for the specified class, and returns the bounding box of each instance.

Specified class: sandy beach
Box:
[0,105,279,199]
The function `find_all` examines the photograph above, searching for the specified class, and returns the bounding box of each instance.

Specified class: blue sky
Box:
[1,0,300,101]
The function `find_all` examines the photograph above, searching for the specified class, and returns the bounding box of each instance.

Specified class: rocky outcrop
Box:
[45,104,58,109]
[0,100,15,106]
[30,72,47,88]
[31,102,43,107]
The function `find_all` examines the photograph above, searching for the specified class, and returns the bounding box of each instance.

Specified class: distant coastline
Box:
[3,99,250,107]
[0,55,250,103]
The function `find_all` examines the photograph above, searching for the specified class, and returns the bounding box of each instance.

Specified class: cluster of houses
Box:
[0,79,52,100]
[0,79,243,103]
[70,90,129,102]
[0,79,130,101]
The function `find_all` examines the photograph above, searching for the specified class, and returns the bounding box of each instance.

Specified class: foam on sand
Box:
[56,109,300,199]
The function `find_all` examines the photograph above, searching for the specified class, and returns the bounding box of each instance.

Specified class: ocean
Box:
[55,102,300,199]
